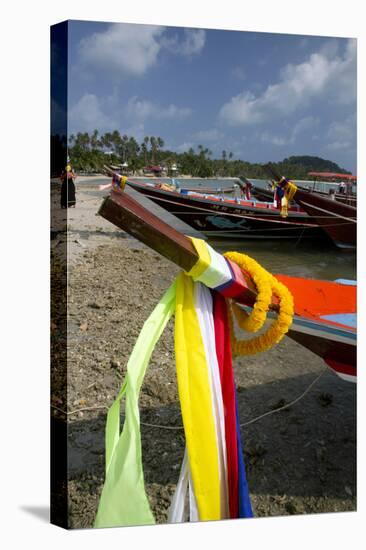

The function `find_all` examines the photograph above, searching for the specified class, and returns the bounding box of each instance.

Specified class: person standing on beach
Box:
[60,162,76,208]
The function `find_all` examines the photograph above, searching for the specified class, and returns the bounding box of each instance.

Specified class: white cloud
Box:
[69,94,112,132]
[181,29,206,55]
[69,93,192,134]
[219,91,262,125]
[77,25,205,79]
[78,24,164,76]
[162,29,206,56]
[125,96,192,120]
[219,39,356,126]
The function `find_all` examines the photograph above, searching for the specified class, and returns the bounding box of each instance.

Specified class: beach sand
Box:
[51,184,356,528]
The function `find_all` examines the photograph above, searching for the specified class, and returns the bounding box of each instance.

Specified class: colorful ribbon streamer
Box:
[95,239,253,527]
[94,282,176,527]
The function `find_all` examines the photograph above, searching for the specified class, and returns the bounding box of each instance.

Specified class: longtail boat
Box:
[307,172,357,207]
[97,185,356,383]
[263,164,357,250]
[123,177,326,241]
[253,182,357,208]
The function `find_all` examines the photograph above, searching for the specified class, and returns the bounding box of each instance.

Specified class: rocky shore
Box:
[51,185,356,529]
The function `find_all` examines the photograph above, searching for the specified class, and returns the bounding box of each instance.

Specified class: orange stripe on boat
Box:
[274,275,356,330]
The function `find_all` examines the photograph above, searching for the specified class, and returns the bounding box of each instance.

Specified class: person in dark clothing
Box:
[60,163,76,208]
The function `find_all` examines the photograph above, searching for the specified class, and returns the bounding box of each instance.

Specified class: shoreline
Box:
[51,186,356,528]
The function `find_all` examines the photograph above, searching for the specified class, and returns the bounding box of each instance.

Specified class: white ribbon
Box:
[168,281,229,522]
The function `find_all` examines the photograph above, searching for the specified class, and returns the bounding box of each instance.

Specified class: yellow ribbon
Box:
[186,237,211,280]
[174,271,221,520]
[285,181,297,202]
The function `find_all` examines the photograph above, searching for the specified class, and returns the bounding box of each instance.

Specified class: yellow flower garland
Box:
[224,251,294,356]
[225,252,272,333]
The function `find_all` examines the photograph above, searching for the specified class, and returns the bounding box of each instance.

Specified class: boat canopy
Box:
[308,171,357,181]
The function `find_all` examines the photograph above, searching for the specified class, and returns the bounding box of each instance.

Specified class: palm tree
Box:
[150,136,157,164]
[126,137,140,173]
[91,129,99,150]
[141,142,148,165]
[101,132,112,151]
[156,137,165,163]
[157,137,165,150]
[81,132,91,150]
[143,136,150,165]
[111,130,122,155]
[121,134,129,162]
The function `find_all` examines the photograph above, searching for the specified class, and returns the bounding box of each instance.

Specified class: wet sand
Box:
[51,184,356,528]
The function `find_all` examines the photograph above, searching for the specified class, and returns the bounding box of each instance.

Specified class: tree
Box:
[141,142,148,165]
[67,128,348,179]
[121,134,129,162]
[156,137,165,162]
[143,136,150,165]
[110,130,122,158]
[90,129,99,150]
[150,136,157,163]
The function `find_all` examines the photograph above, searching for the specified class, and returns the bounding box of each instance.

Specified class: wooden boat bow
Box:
[98,189,276,311]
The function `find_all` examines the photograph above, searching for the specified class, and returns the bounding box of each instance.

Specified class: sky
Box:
[67,20,357,173]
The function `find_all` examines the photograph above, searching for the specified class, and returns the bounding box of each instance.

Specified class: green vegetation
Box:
[67,130,351,178]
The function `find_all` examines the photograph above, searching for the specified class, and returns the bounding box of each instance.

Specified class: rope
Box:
[51,366,327,429]
[239,367,327,427]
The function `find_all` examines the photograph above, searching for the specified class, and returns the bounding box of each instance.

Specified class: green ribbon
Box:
[94,281,176,528]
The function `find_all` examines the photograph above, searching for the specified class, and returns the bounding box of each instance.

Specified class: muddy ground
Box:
[51,185,356,529]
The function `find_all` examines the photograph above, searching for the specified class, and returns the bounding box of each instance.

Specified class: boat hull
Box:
[293,192,356,249]
[127,181,327,241]
[261,166,357,250]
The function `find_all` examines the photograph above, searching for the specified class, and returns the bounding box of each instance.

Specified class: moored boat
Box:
[125,177,327,241]
[263,164,357,250]
[253,182,357,208]
[308,171,357,207]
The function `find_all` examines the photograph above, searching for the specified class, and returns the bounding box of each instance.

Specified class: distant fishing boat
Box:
[252,181,357,208]
[307,171,357,207]
[263,164,357,250]
[125,177,327,241]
